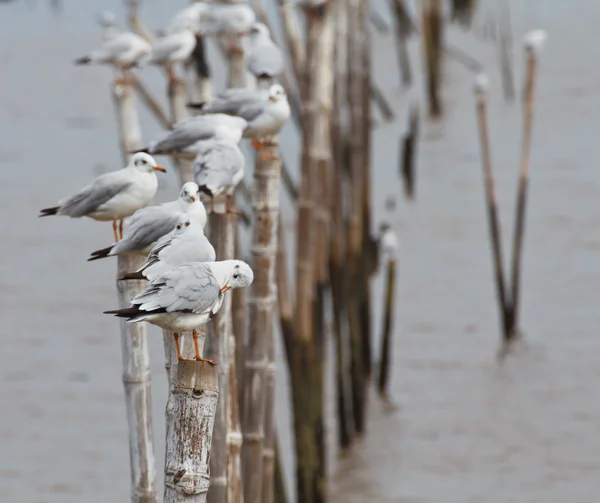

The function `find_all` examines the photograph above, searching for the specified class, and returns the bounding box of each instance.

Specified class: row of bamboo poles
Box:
[100,1,545,502]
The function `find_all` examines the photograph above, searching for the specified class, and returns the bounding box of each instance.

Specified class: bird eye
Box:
[176,224,182,230]
[185,221,190,227]
[233,273,240,279]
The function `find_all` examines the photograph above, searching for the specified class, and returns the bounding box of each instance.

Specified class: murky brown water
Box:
[1,1,599,502]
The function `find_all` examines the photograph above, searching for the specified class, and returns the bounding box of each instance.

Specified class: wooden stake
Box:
[391,0,413,87]
[377,259,397,397]
[473,74,511,339]
[421,0,444,117]
[205,214,236,503]
[400,103,419,200]
[164,361,219,503]
[112,81,157,503]
[508,31,545,340]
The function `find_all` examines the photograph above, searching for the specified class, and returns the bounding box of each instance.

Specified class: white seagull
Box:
[193,138,245,213]
[74,30,152,82]
[88,182,207,261]
[199,84,290,155]
[105,260,254,362]
[148,20,198,82]
[200,3,256,53]
[39,153,165,242]
[121,216,216,281]
[139,114,247,155]
[247,23,285,82]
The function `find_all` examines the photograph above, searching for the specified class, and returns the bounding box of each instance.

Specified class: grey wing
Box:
[133,263,220,314]
[58,174,132,217]
[91,34,134,61]
[150,36,185,64]
[137,229,176,272]
[115,209,181,253]
[151,120,217,153]
[192,141,245,193]
[248,42,284,77]
[218,88,264,101]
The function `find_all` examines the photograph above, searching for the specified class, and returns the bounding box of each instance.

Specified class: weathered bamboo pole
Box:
[227,322,244,503]
[507,31,546,341]
[164,361,219,503]
[242,139,281,503]
[400,103,419,200]
[205,214,236,503]
[347,0,368,436]
[391,0,413,87]
[273,440,290,503]
[377,254,397,397]
[473,74,511,340]
[276,0,307,92]
[112,81,157,503]
[421,0,444,118]
[450,0,477,28]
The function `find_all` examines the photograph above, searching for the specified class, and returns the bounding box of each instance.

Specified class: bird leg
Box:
[194,328,216,365]
[167,64,176,84]
[225,194,241,215]
[228,34,244,55]
[209,196,215,214]
[112,219,119,242]
[119,219,124,240]
[173,333,186,361]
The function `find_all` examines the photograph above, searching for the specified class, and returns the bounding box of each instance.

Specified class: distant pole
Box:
[391,0,413,87]
[508,31,546,340]
[377,259,397,397]
[473,74,511,340]
[112,81,157,503]
[421,0,444,117]
[164,361,219,503]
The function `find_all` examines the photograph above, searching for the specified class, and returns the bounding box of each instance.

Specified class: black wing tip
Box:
[39,207,60,217]
[74,56,92,65]
[119,271,146,280]
[87,246,114,261]
[103,307,140,318]
[198,185,213,197]
[186,102,206,110]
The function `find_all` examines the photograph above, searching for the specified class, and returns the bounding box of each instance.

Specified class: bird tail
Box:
[186,102,206,110]
[74,56,92,65]
[87,246,114,262]
[104,307,143,320]
[39,206,60,217]
[119,271,147,281]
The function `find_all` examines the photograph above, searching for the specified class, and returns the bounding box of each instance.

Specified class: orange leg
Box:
[251,138,265,151]
[225,194,241,215]
[167,64,176,84]
[119,219,124,240]
[112,219,119,242]
[173,333,185,361]
[192,330,202,360]
[209,196,215,214]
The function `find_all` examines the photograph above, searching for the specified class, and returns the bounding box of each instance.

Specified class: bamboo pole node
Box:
[262,448,275,460]
[226,431,244,446]
[121,372,152,384]
[250,244,279,256]
[244,432,266,442]
[244,359,270,371]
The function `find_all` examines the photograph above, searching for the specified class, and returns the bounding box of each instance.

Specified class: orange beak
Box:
[153,166,166,173]
[269,96,276,102]
[189,195,196,202]
[219,285,230,294]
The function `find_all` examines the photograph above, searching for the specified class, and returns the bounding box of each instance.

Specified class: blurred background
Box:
[1,1,599,502]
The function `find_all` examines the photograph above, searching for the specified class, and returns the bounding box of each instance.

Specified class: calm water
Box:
[1,1,599,502]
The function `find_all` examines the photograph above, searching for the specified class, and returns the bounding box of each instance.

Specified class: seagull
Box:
[166,3,210,34]
[195,84,290,157]
[193,138,245,213]
[200,3,256,53]
[105,260,254,363]
[137,114,247,155]
[121,216,216,281]
[39,153,165,242]
[74,30,152,83]
[378,222,398,264]
[148,20,198,82]
[247,22,284,82]
[88,182,207,261]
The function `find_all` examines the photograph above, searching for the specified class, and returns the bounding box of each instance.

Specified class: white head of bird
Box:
[129,152,166,173]
[220,260,254,292]
[249,22,271,40]
[268,84,287,102]
[179,182,200,204]
[98,11,116,28]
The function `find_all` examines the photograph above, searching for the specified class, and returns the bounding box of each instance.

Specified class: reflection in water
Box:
[1,1,599,503]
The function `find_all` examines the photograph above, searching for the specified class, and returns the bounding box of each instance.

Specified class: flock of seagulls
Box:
[39,0,302,363]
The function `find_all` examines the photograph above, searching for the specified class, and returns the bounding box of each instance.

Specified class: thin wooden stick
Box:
[112,81,157,503]
[508,31,546,340]
[391,0,413,87]
[400,103,419,200]
[421,0,444,117]
[377,258,396,397]
[473,74,511,339]
[205,214,236,503]
[164,361,219,503]
[131,76,172,129]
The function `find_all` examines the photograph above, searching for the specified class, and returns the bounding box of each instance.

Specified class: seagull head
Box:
[249,22,270,39]
[130,152,166,173]
[268,84,287,102]
[174,217,192,233]
[220,260,254,293]
[179,182,200,203]
[98,10,116,28]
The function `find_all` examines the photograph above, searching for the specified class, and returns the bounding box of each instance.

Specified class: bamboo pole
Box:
[187,34,213,106]
[507,31,546,341]
[276,0,307,92]
[168,79,194,184]
[450,0,477,28]
[227,325,244,503]
[242,137,281,503]
[391,0,413,87]
[377,258,397,397]
[205,215,236,503]
[164,361,219,503]
[112,81,157,503]
[421,0,444,118]
[400,103,419,200]
[473,74,511,340]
